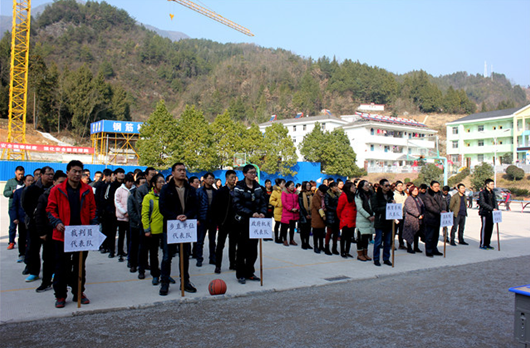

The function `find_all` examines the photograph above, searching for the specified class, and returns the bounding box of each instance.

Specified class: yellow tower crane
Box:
[3,0,31,160]
[168,0,254,37]
[3,0,252,161]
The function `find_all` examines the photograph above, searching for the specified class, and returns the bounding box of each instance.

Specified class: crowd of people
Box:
[3,161,500,308]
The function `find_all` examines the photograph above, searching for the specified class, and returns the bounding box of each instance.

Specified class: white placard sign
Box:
[386,203,403,220]
[440,212,454,227]
[64,225,106,252]
[249,218,273,239]
[167,219,198,244]
[492,211,502,224]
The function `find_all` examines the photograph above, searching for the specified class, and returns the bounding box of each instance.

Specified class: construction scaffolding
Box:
[90,120,143,165]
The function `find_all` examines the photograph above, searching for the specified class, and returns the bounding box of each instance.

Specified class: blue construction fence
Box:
[0,161,346,185]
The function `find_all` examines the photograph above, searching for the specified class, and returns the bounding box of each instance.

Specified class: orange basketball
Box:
[208,279,227,295]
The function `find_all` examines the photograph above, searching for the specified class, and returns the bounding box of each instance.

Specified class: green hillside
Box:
[0,0,527,138]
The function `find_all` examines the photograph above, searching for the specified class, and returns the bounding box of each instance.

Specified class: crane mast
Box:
[3,0,31,160]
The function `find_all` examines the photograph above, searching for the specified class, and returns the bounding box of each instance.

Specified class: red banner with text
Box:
[0,142,94,154]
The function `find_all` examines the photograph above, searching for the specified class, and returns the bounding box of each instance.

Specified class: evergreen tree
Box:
[172,105,217,171]
[211,110,246,168]
[137,100,177,169]
[260,123,297,175]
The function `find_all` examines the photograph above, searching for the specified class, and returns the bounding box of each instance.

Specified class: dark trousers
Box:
[216,224,237,269]
[235,219,258,279]
[115,220,128,256]
[313,227,325,251]
[374,228,392,262]
[128,226,141,268]
[194,221,216,263]
[8,212,17,244]
[299,222,312,247]
[138,226,149,272]
[280,220,296,242]
[480,214,494,248]
[325,224,339,249]
[356,230,369,250]
[450,215,466,243]
[144,233,161,277]
[101,217,116,253]
[341,227,354,255]
[274,221,281,242]
[53,241,88,299]
[17,222,27,257]
[41,236,55,285]
[424,224,441,254]
[161,233,190,285]
[25,225,42,276]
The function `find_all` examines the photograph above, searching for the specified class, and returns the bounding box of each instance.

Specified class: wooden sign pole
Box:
[259,239,263,286]
[496,223,501,251]
[391,221,395,268]
[180,243,185,297]
[77,252,83,308]
[443,227,447,258]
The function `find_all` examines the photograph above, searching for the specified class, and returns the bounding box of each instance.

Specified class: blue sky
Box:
[2,0,530,87]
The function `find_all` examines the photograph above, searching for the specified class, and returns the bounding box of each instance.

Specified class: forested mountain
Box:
[0,0,527,138]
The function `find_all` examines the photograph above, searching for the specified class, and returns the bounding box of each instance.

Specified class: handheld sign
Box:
[249,218,273,239]
[440,212,454,228]
[167,219,198,244]
[386,203,403,220]
[64,225,106,252]
[492,211,502,224]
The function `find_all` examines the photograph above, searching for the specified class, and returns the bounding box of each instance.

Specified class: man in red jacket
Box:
[46,160,97,308]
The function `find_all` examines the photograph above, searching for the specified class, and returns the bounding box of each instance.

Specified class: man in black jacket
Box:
[95,169,113,254]
[421,181,447,257]
[478,179,498,250]
[371,179,394,266]
[22,166,54,281]
[33,171,67,292]
[212,170,238,274]
[233,165,267,284]
[159,163,198,295]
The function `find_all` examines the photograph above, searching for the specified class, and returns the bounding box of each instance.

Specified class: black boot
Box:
[332,240,340,255]
[407,242,415,254]
[324,244,332,255]
[413,234,422,253]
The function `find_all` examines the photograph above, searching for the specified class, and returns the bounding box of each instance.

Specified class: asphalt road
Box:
[1,255,527,348]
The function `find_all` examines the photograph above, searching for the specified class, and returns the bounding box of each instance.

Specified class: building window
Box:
[478,154,484,162]
[370,128,374,135]
[478,125,484,132]
[384,146,389,153]
[451,155,459,163]
[452,141,458,149]
[293,137,296,143]
[370,145,374,151]
[303,124,306,131]
[408,148,412,155]
[478,140,484,146]
[499,125,503,130]
[493,126,496,130]
[452,127,458,135]
[322,123,326,130]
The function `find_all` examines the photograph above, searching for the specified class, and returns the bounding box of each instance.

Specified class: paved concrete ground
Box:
[0,256,528,347]
[0,195,529,341]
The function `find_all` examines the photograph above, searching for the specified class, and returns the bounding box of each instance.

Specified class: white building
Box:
[259,113,438,173]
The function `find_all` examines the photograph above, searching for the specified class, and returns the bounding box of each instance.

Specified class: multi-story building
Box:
[446,104,530,168]
[259,113,438,173]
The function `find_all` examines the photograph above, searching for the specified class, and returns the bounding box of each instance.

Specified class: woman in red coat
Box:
[337,181,357,258]
[280,181,300,246]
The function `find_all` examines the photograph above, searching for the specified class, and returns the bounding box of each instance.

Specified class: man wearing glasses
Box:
[232,165,267,284]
